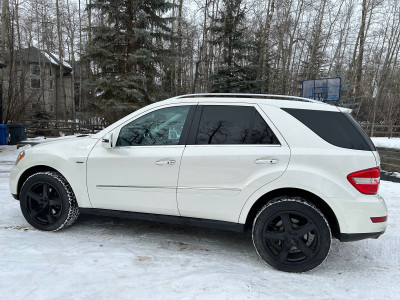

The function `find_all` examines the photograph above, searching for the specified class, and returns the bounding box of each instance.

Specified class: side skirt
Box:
[79,208,245,233]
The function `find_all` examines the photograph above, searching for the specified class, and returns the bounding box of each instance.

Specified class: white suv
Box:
[9,94,388,272]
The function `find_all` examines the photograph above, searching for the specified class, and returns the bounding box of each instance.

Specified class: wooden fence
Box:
[26,119,105,137]
[377,147,400,173]
[361,124,400,137]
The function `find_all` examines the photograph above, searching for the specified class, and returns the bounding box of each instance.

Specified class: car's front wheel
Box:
[20,171,79,231]
[252,197,331,272]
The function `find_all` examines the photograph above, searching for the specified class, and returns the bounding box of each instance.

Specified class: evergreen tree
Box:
[84,0,175,122]
[209,0,260,93]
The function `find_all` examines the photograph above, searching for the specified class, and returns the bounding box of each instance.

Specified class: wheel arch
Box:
[17,165,65,199]
[244,188,341,239]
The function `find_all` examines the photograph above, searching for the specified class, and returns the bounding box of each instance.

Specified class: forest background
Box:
[1,0,399,136]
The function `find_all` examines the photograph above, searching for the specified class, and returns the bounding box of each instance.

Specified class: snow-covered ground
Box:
[371,137,400,149]
[0,145,399,300]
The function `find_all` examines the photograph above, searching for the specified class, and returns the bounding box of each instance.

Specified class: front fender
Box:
[10,137,97,208]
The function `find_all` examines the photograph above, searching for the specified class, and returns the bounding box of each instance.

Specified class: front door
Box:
[87,105,194,216]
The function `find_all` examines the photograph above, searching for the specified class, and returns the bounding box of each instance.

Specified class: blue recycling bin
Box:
[0,124,8,145]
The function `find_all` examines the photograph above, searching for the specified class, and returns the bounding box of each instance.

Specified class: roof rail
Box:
[173,93,323,104]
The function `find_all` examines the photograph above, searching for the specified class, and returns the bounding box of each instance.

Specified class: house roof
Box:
[5,46,72,70]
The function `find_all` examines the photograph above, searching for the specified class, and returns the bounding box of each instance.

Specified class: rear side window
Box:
[195,105,279,145]
[282,108,375,151]
[250,111,280,144]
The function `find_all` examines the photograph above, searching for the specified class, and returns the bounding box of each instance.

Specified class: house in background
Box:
[2,47,88,122]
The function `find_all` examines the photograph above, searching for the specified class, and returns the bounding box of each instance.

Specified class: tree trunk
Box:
[177,0,183,94]
[56,0,67,120]
[1,0,9,123]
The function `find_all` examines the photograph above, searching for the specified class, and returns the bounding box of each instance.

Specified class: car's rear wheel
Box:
[20,171,79,231]
[252,197,331,272]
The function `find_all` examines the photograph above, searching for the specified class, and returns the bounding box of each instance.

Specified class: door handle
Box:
[254,158,279,164]
[155,160,176,166]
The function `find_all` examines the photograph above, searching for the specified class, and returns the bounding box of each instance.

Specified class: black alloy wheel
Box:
[24,181,63,226]
[262,211,320,263]
[20,172,79,231]
[253,198,331,272]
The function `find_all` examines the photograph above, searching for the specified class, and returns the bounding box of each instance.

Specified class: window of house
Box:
[195,105,279,145]
[49,80,53,90]
[51,104,54,112]
[30,64,40,76]
[116,106,191,146]
[30,78,41,89]
[49,66,53,76]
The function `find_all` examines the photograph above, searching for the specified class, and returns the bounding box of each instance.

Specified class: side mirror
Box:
[102,132,114,149]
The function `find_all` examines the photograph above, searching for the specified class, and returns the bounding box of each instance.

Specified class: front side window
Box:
[30,64,40,76]
[195,105,280,145]
[116,106,190,146]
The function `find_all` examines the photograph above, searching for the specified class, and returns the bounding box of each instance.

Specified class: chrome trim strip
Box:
[96,185,241,195]
[96,185,176,189]
[178,186,241,191]
[177,186,241,196]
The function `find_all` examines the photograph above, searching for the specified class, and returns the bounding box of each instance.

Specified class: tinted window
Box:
[196,106,252,144]
[250,111,280,144]
[195,105,279,145]
[282,108,375,151]
[116,106,190,146]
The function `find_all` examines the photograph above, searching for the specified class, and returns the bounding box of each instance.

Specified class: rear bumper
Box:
[329,193,387,237]
[339,231,385,242]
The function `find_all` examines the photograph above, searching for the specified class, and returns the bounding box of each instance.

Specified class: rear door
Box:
[176,103,290,222]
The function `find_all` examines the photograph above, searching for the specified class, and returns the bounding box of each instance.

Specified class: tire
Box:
[20,171,80,231]
[252,197,331,273]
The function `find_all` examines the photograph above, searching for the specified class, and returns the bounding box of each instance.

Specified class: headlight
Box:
[15,150,25,165]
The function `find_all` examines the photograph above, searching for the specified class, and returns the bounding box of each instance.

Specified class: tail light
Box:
[347,167,380,195]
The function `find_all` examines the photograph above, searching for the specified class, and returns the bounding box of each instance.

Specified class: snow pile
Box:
[371,137,400,149]
[0,146,399,299]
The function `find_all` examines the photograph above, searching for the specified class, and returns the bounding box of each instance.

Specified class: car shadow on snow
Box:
[70,213,259,261]
[63,213,389,272]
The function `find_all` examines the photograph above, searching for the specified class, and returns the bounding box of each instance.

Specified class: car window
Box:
[116,106,190,146]
[195,105,279,145]
[282,108,376,151]
[249,111,280,144]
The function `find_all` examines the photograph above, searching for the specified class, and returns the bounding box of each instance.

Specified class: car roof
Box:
[92,93,350,138]
[162,93,348,112]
